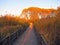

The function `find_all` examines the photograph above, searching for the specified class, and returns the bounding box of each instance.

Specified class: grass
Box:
[0,15,29,40]
[34,8,60,45]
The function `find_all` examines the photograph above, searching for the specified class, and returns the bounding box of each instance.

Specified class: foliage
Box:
[0,15,29,40]
[34,7,60,45]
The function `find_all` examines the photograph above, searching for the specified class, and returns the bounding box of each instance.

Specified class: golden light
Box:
[29,23,33,28]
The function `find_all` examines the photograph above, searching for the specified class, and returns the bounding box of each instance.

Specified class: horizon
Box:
[0,0,60,16]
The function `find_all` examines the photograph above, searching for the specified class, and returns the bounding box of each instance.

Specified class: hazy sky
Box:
[0,0,60,15]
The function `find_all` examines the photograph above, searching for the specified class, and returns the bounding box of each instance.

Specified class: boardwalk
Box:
[13,23,39,45]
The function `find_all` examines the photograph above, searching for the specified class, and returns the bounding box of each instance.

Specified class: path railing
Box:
[34,27,48,45]
[0,26,28,45]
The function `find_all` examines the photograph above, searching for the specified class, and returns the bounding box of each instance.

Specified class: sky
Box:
[0,0,60,16]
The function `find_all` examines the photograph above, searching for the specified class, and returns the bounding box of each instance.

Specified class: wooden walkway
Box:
[13,23,39,45]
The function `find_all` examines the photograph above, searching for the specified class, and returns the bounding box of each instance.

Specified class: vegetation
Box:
[21,7,56,22]
[0,15,29,40]
[34,7,60,45]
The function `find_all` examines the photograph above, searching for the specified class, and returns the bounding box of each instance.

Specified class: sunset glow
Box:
[0,0,60,16]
